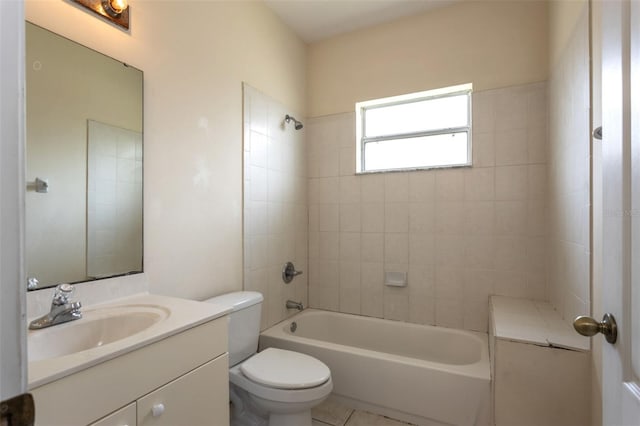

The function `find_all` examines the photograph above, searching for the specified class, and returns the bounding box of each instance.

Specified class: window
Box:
[356,83,472,173]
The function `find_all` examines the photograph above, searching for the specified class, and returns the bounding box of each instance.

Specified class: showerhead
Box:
[285,114,303,130]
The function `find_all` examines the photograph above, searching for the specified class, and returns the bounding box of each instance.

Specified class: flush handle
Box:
[573,313,617,344]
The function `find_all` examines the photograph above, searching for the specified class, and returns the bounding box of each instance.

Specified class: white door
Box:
[601,0,640,424]
[0,0,27,403]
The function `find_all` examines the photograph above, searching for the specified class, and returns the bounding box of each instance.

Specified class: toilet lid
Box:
[240,348,331,390]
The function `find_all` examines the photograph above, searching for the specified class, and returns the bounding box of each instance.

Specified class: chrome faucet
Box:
[29,284,82,330]
[285,300,304,311]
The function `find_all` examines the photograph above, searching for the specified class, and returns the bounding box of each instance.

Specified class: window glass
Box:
[364,132,469,171]
[365,94,469,137]
[356,84,472,173]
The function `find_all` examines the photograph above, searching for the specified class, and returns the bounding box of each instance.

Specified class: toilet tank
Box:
[204,291,263,367]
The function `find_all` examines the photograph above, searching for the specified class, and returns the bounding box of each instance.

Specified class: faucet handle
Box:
[52,283,75,305]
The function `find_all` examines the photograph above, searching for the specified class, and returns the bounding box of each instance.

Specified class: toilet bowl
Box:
[230,348,332,426]
[205,292,332,426]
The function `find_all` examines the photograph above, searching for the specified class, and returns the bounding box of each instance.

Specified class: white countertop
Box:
[490,296,589,351]
[28,293,231,389]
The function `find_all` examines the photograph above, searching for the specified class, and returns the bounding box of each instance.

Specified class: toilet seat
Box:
[230,364,333,404]
[240,348,330,390]
[229,348,333,404]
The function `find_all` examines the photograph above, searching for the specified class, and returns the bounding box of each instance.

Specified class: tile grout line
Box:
[343,408,356,426]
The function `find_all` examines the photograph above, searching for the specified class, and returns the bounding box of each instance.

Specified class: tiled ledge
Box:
[490,296,589,352]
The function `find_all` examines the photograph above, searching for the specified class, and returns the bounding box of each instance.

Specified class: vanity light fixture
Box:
[71,0,130,30]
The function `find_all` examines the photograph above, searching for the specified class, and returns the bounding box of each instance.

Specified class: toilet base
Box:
[230,380,328,426]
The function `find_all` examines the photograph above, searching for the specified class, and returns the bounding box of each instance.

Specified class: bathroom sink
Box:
[28,304,170,362]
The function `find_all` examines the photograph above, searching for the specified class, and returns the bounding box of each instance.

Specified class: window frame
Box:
[355,83,473,173]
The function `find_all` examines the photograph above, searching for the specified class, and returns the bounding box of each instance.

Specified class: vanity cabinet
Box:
[31,316,229,426]
[90,403,136,426]
[137,358,227,426]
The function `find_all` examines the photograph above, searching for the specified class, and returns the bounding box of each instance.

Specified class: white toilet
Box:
[205,291,332,426]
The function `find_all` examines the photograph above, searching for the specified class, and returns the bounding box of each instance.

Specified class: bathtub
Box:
[259,309,490,426]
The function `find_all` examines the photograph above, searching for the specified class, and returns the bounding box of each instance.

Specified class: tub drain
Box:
[290,321,297,333]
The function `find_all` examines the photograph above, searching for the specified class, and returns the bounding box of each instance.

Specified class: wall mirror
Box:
[26,22,143,290]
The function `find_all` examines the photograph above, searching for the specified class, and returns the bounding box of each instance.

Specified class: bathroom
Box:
[1,0,638,425]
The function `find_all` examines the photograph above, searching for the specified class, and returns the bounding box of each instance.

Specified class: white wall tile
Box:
[409,232,435,265]
[339,261,361,288]
[361,233,384,262]
[464,167,495,201]
[361,203,385,232]
[317,177,339,203]
[306,81,549,332]
[318,232,339,260]
[409,171,436,202]
[339,175,361,204]
[384,288,409,321]
[384,233,409,264]
[436,169,465,201]
[318,204,339,232]
[464,236,496,269]
[384,173,409,202]
[472,132,496,167]
[495,165,528,200]
[245,86,308,328]
[339,232,361,261]
[384,202,409,232]
[495,201,527,236]
[436,201,465,235]
[547,5,590,325]
[361,262,383,317]
[409,202,435,233]
[495,128,528,166]
[495,87,528,131]
[340,287,361,315]
[435,267,464,300]
[435,297,464,329]
[339,147,356,176]
[472,90,496,134]
[339,203,361,232]
[360,174,385,202]
[464,201,495,236]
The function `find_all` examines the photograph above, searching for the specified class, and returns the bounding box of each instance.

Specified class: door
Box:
[0,0,27,403]
[601,0,640,424]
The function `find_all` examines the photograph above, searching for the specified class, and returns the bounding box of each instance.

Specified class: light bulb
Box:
[108,0,127,14]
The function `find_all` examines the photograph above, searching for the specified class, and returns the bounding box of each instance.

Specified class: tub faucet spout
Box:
[286,300,304,311]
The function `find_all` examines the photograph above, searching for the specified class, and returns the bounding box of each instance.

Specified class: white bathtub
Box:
[259,309,490,426]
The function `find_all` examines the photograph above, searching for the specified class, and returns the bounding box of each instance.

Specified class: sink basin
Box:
[28,304,170,362]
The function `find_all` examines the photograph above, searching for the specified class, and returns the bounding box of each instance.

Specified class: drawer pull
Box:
[151,403,165,417]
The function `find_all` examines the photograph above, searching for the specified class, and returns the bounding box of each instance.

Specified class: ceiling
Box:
[264,0,458,43]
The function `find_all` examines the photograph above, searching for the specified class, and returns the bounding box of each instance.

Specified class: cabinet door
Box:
[137,355,229,426]
[90,403,136,426]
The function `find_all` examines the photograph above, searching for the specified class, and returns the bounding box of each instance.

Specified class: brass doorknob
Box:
[573,313,617,344]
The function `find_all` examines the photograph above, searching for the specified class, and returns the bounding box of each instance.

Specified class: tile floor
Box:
[312,396,415,426]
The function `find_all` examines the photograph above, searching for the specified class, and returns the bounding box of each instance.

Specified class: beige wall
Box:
[307,0,548,117]
[26,0,306,300]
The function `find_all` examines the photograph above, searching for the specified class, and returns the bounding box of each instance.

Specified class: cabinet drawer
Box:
[89,403,136,426]
[137,354,229,426]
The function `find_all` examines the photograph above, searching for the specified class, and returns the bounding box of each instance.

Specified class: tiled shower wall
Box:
[307,82,548,333]
[548,5,591,325]
[243,84,308,330]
